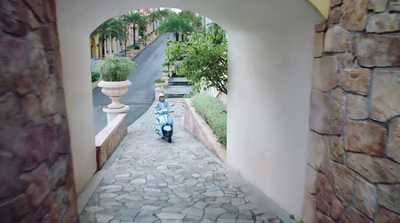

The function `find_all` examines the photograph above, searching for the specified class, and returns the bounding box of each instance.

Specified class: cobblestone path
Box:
[80,99,282,223]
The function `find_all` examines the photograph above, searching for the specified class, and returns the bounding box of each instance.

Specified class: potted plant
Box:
[98,55,136,109]
[154,78,165,87]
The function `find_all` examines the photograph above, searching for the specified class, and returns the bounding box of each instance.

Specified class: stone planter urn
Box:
[98,80,132,109]
[162,72,169,85]
[154,83,164,99]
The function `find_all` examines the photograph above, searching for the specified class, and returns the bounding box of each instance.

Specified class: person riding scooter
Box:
[155,94,174,143]
[155,94,172,113]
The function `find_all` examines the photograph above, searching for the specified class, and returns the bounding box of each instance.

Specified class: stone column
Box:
[108,37,112,55]
[103,105,129,124]
[112,37,116,54]
[154,84,164,99]
[162,71,169,85]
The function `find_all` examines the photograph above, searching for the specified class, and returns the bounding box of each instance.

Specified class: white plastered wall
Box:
[56,0,321,217]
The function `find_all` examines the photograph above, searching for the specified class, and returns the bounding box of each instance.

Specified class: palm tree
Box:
[178,11,202,30]
[138,15,149,45]
[148,10,161,32]
[158,8,173,21]
[90,18,127,56]
[159,15,193,41]
[122,12,142,46]
[107,18,128,53]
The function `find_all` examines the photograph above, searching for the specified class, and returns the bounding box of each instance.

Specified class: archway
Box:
[56,0,323,219]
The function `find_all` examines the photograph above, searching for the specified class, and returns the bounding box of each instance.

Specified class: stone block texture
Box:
[305,1,400,222]
[0,0,79,222]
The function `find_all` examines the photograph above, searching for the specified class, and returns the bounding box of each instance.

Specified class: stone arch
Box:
[57,0,323,219]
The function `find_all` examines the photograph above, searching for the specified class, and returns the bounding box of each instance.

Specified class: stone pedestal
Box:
[103,105,129,124]
[169,66,175,77]
[155,84,164,99]
[162,72,169,85]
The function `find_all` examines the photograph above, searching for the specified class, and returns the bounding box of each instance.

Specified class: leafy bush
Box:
[162,40,188,68]
[98,56,137,81]
[127,45,140,50]
[184,91,198,98]
[192,94,227,147]
[162,28,228,94]
[184,84,201,98]
[91,72,100,82]
[154,78,165,84]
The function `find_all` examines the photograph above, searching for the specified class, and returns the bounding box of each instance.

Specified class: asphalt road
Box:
[93,33,173,134]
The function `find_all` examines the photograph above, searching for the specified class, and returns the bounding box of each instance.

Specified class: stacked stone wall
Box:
[303,0,400,223]
[0,0,79,222]
[303,0,400,222]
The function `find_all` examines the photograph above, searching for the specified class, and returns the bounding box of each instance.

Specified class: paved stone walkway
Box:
[80,99,282,223]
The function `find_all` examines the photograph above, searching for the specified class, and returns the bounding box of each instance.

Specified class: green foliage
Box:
[138,15,149,39]
[127,45,140,50]
[178,11,202,30]
[157,8,173,18]
[290,215,304,223]
[162,40,187,68]
[90,18,127,56]
[184,85,201,98]
[122,12,143,45]
[153,78,165,84]
[98,56,137,81]
[165,28,228,94]
[149,10,162,31]
[184,91,198,98]
[192,94,227,147]
[158,14,194,41]
[91,72,100,82]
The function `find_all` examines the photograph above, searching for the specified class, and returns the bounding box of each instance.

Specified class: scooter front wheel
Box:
[166,132,172,143]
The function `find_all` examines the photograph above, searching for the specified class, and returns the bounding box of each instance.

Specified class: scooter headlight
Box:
[163,108,168,113]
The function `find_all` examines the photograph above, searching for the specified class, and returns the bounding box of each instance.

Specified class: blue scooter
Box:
[155,104,175,143]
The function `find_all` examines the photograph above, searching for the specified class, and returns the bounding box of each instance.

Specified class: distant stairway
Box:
[163,77,192,98]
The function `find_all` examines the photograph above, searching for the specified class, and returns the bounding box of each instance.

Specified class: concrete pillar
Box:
[154,84,163,99]
[112,37,117,54]
[162,72,169,85]
[103,105,129,123]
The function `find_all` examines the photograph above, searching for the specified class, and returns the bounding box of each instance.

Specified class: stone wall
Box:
[0,0,79,222]
[95,114,127,170]
[303,0,400,222]
[183,99,227,162]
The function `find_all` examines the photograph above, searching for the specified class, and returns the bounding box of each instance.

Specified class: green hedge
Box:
[127,45,140,50]
[91,72,100,82]
[192,94,227,148]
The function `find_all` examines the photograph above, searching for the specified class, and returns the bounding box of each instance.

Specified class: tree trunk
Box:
[133,26,136,46]
[181,33,184,41]
[175,33,179,41]
[153,20,155,32]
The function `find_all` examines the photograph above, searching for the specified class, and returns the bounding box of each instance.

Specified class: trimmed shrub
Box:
[91,72,100,82]
[154,78,165,84]
[127,45,140,50]
[98,55,136,81]
[192,94,227,147]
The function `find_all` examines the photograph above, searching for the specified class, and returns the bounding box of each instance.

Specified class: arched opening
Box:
[56,0,322,219]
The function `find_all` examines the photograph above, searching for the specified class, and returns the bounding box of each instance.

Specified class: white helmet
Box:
[159,93,165,100]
